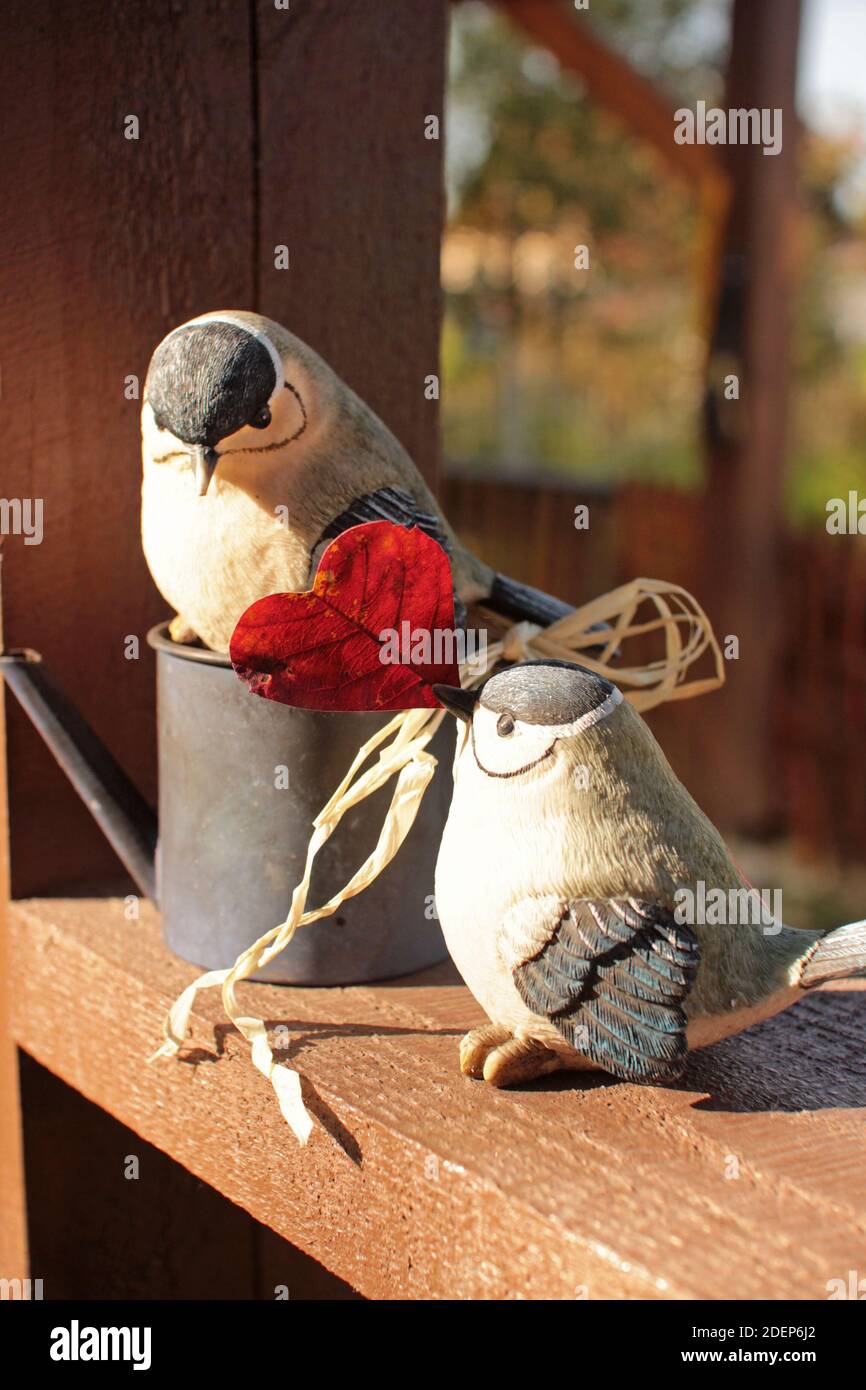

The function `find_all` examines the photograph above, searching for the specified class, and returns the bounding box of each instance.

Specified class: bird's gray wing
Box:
[312,486,467,627]
[510,898,700,1083]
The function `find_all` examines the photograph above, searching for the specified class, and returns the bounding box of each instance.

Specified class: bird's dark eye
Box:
[249,405,271,430]
[497,712,515,738]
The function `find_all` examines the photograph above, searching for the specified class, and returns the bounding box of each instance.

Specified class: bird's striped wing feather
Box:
[314,486,467,627]
[512,898,699,1083]
[319,486,445,550]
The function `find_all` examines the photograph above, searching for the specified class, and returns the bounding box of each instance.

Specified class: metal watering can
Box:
[1,623,450,984]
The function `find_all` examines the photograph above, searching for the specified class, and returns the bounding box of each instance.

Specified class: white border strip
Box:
[542,684,623,738]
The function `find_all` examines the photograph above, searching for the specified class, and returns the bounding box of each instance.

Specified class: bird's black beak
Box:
[433,684,479,723]
[193,445,220,496]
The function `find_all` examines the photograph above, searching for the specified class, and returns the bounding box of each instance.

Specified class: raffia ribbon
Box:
[152,577,723,1143]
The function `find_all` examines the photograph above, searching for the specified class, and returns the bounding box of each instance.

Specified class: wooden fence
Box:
[442,472,866,866]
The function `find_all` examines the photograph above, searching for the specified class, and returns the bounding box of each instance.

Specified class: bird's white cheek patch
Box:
[273,380,307,441]
[469,686,623,780]
[471,706,558,778]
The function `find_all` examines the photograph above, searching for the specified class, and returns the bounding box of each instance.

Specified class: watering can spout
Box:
[0,649,158,900]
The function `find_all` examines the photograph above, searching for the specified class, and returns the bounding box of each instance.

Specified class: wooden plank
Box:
[18,1053,359,1299]
[9,897,866,1300]
[0,564,28,1286]
[0,0,255,894]
[255,0,447,486]
[19,1053,261,1300]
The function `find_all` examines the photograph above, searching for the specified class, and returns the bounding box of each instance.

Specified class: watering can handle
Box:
[0,648,158,901]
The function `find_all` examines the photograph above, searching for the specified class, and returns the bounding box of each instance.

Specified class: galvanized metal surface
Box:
[149,625,450,984]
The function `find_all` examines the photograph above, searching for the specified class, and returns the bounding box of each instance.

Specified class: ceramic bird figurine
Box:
[141,310,570,654]
[432,660,866,1087]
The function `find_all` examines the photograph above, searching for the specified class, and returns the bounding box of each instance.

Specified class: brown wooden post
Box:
[700,0,802,834]
[0,0,257,894]
[0,0,447,894]
[256,0,446,488]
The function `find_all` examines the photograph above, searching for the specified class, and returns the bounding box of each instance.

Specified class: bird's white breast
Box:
[141,460,310,652]
[434,731,577,1046]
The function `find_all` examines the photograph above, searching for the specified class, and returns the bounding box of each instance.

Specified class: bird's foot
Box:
[459,1026,564,1087]
[459,1023,511,1077]
[168,614,200,645]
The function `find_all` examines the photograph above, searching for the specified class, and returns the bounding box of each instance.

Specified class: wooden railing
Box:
[442,471,866,864]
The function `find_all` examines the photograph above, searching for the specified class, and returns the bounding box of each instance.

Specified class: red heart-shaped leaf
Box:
[229,520,460,711]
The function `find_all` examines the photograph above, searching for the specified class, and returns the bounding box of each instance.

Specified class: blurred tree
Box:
[789,128,866,524]
[443,0,726,484]
[444,0,866,523]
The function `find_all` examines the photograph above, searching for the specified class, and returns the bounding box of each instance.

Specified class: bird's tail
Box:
[799,919,866,988]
